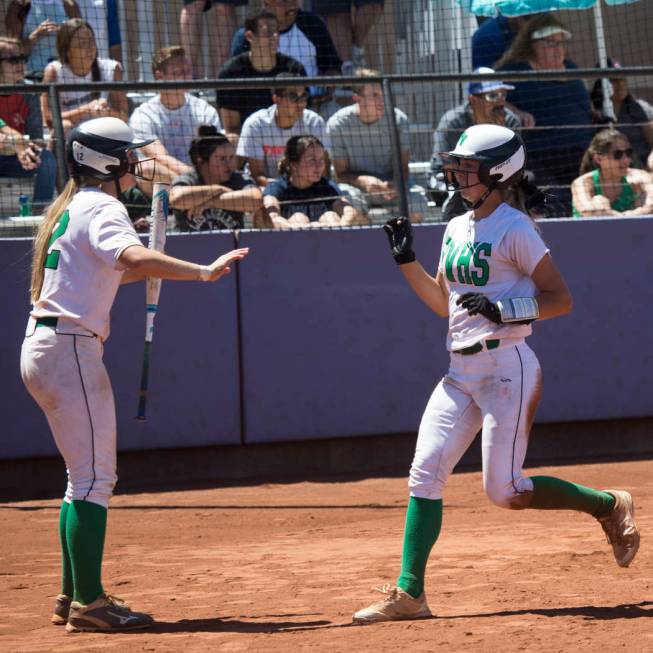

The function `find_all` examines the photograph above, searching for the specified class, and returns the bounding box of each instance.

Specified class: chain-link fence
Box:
[0,0,651,236]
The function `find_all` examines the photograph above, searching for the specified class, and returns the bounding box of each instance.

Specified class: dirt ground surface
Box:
[2,459,653,653]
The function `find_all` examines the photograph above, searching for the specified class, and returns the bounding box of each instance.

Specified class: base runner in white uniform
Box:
[353,125,639,624]
[20,117,249,633]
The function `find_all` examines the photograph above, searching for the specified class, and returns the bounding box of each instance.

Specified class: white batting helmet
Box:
[440,124,525,191]
[66,117,155,181]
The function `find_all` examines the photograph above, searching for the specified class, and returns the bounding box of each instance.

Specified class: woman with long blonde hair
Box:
[22,116,248,633]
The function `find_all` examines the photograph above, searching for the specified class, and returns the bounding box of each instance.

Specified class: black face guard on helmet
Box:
[67,125,156,184]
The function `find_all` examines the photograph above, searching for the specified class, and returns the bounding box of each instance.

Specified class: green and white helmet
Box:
[440,123,525,192]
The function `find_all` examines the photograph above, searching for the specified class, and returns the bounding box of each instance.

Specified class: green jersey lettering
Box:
[471,242,492,286]
[44,210,70,270]
[456,244,473,285]
[444,238,462,283]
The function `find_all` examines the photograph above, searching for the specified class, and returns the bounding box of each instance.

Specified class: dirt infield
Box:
[2,459,653,653]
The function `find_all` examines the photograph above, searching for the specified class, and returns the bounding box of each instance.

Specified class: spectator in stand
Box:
[471,13,531,69]
[77,0,122,62]
[430,67,521,221]
[590,58,653,169]
[0,36,56,206]
[230,0,341,111]
[313,0,384,75]
[170,125,266,231]
[129,46,223,189]
[41,18,127,132]
[237,74,329,188]
[496,13,594,211]
[264,134,364,228]
[327,68,427,223]
[180,0,248,79]
[6,0,81,80]
[217,10,306,138]
[571,128,653,217]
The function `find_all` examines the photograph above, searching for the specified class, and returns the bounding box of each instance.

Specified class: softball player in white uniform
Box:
[353,125,639,624]
[20,117,248,633]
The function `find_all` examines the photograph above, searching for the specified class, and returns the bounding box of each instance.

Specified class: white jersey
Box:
[49,58,120,111]
[129,95,223,165]
[437,203,549,351]
[31,187,142,340]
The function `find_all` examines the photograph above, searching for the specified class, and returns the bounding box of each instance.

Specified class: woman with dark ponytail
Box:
[264,135,365,229]
[571,129,653,217]
[170,125,265,230]
[41,18,127,132]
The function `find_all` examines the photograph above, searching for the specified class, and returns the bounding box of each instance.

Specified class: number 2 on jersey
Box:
[44,210,70,269]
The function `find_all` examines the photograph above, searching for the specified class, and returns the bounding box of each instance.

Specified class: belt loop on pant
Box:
[453,339,500,355]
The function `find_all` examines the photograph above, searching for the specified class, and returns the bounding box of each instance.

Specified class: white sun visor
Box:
[72,141,120,174]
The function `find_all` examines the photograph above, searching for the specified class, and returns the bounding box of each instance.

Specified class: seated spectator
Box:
[170,125,265,231]
[237,74,329,187]
[217,10,306,137]
[6,0,81,80]
[129,46,223,189]
[230,0,341,111]
[590,58,653,169]
[497,14,594,211]
[77,0,122,62]
[430,67,521,220]
[471,13,530,69]
[264,135,364,228]
[41,18,127,131]
[314,0,384,75]
[181,0,248,79]
[326,68,427,223]
[0,36,56,206]
[571,128,653,217]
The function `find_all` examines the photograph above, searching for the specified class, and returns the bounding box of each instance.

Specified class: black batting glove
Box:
[456,292,502,324]
[383,216,416,265]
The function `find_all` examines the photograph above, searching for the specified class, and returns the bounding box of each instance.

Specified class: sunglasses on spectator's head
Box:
[282,91,308,103]
[479,91,506,102]
[1,55,27,64]
[611,147,633,160]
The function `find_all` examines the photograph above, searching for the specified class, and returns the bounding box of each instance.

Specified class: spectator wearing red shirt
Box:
[0,36,56,205]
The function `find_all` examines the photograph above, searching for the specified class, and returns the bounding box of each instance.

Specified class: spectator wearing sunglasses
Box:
[571,128,653,217]
[430,67,521,220]
[0,36,56,206]
[237,74,330,188]
[590,58,653,170]
[497,14,593,212]
[6,0,81,80]
[217,10,306,139]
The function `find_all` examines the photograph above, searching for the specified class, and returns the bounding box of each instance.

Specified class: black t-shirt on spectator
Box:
[216,53,306,123]
[264,175,342,221]
[172,168,256,231]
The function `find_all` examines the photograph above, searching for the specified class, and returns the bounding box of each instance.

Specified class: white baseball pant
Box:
[409,340,542,509]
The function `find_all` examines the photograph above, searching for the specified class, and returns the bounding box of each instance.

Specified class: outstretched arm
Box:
[119,245,249,283]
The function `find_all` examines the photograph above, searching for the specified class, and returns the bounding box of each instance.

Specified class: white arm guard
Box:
[496,297,539,323]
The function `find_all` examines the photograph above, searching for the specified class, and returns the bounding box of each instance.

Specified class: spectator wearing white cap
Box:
[496,14,593,212]
[429,67,521,220]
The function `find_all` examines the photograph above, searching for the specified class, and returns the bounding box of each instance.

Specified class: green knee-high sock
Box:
[58,501,74,597]
[530,476,615,518]
[396,497,442,599]
[66,500,107,605]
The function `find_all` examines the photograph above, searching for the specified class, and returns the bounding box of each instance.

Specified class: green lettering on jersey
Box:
[471,242,492,286]
[444,238,462,283]
[442,239,493,286]
[456,244,473,285]
[44,210,70,270]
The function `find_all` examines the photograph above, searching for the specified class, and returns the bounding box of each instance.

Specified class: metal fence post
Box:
[381,77,409,219]
[48,85,69,190]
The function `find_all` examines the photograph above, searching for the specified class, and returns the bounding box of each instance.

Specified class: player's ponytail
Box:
[30,178,80,302]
